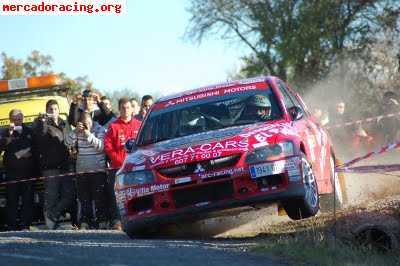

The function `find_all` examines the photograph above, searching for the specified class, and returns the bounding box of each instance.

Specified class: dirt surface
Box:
[170,150,400,239]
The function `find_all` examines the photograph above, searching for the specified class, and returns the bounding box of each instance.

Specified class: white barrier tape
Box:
[325,112,400,129]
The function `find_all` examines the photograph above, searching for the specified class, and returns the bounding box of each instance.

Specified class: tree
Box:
[185,0,400,91]
[1,50,94,93]
[24,50,54,77]
[1,52,24,79]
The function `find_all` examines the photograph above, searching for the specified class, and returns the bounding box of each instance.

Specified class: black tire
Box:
[320,154,345,212]
[282,154,319,220]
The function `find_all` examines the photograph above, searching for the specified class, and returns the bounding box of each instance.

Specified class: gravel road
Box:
[0,230,292,266]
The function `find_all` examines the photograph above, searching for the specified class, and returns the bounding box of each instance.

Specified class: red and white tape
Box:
[325,112,400,130]
[0,167,118,186]
[336,139,400,174]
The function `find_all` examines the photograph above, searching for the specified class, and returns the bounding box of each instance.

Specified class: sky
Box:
[0,1,247,96]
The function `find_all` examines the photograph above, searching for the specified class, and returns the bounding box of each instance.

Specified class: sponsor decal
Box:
[194,163,206,173]
[159,79,266,102]
[157,83,265,109]
[241,123,299,139]
[199,167,245,179]
[125,183,170,200]
[150,140,249,166]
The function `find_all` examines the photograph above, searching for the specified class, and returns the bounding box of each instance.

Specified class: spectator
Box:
[104,98,141,230]
[0,109,36,231]
[378,91,400,144]
[328,101,353,159]
[100,95,117,129]
[130,98,140,116]
[65,112,106,229]
[312,108,329,126]
[33,100,74,229]
[68,89,113,127]
[134,95,153,121]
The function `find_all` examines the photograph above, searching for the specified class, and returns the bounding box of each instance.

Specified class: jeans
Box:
[76,172,106,225]
[43,169,75,220]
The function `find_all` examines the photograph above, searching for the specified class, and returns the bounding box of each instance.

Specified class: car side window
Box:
[277,80,296,109]
[277,80,307,120]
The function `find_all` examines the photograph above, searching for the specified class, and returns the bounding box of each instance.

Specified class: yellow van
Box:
[0,75,71,229]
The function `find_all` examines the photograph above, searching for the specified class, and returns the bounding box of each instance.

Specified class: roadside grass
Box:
[251,206,400,266]
[253,234,400,266]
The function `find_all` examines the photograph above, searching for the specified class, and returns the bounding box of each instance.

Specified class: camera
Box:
[82,90,92,98]
[38,112,55,122]
[13,125,23,133]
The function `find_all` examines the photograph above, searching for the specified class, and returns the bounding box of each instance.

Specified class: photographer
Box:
[32,100,74,229]
[0,109,36,231]
[68,89,114,127]
[65,112,106,229]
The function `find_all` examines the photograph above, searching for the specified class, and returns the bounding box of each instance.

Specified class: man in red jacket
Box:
[104,97,141,229]
[105,97,141,169]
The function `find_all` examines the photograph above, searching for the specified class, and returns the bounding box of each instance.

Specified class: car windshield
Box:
[137,88,283,146]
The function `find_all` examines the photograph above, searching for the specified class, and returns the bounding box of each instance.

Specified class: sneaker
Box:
[80,222,90,230]
[111,221,122,231]
[45,212,58,230]
[98,222,109,230]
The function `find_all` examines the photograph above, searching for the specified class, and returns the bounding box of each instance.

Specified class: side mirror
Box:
[288,106,304,121]
[125,138,137,153]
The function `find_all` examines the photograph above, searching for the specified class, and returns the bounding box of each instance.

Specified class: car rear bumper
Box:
[122,182,305,234]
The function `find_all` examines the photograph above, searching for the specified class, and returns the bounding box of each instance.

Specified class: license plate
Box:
[250,161,286,179]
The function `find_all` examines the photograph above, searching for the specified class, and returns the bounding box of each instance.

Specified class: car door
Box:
[276,80,327,188]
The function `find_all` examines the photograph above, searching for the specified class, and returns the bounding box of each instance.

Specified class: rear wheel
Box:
[282,154,319,220]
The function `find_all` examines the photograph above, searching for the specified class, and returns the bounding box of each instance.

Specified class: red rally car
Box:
[115,76,346,237]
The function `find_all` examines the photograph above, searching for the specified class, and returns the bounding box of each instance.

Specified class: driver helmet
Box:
[246,94,272,120]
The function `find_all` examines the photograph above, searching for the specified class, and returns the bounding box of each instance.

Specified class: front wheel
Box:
[282,154,319,220]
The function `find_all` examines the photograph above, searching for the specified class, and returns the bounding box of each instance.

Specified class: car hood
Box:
[122,120,300,172]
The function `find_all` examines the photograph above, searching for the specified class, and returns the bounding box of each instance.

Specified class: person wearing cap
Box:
[0,109,37,230]
[68,88,114,128]
[32,100,74,229]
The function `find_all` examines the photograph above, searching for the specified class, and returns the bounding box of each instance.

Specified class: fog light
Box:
[239,187,248,194]
[160,202,170,209]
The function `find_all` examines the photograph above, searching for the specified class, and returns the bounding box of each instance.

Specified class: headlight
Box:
[116,170,155,187]
[245,141,294,164]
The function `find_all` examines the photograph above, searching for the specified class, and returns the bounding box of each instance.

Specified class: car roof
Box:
[158,76,274,103]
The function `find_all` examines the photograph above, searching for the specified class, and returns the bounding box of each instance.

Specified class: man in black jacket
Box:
[0,109,36,230]
[33,99,74,229]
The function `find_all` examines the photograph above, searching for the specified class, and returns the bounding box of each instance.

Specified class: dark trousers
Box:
[43,169,75,220]
[76,172,106,225]
[104,169,120,223]
[6,181,33,230]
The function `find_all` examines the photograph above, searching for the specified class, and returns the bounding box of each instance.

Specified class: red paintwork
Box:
[115,76,335,222]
